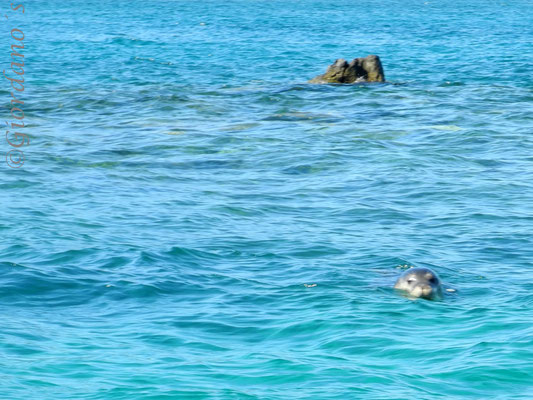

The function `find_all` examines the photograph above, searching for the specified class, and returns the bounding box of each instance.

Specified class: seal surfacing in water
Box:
[394,267,443,300]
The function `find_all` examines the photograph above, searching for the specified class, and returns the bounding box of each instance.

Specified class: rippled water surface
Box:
[1,0,532,398]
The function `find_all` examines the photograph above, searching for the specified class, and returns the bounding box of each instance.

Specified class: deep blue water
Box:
[1,0,532,398]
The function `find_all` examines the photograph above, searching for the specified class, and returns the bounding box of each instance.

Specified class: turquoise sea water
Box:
[1,0,532,398]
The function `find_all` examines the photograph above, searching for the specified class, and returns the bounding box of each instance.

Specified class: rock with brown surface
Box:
[309,55,385,83]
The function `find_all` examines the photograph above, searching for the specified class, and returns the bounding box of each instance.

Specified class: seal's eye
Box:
[407,279,414,284]
[429,278,436,284]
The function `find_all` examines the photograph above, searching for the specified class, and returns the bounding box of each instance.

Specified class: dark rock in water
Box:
[309,55,385,83]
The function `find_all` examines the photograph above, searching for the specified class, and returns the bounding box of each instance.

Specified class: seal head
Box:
[394,267,443,300]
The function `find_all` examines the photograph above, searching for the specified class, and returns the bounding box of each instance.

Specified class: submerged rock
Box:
[309,55,385,83]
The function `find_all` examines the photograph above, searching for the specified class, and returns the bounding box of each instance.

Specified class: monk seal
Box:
[394,267,443,300]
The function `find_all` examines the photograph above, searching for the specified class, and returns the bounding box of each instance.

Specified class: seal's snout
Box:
[414,284,434,298]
